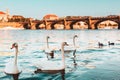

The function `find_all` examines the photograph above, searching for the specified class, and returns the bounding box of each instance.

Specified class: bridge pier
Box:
[118,17,120,29]
[88,17,96,29]
[118,23,120,29]
[44,20,53,29]
[30,23,36,30]
[64,19,71,29]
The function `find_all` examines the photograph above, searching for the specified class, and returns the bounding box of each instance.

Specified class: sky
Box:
[0,0,120,19]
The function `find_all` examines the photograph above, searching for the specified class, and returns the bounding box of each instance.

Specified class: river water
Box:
[0,29,120,80]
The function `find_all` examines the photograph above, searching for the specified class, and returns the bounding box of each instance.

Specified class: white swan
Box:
[64,35,78,53]
[34,42,68,80]
[63,35,78,66]
[44,36,54,59]
[73,35,78,48]
[4,43,21,80]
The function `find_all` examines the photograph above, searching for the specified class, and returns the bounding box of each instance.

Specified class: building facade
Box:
[0,10,9,22]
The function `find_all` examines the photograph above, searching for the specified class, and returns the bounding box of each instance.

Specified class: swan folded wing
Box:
[64,46,76,51]
[4,61,21,74]
[33,58,48,68]
[64,46,75,54]
[45,48,53,53]
[36,61,64,70]
[41,63,64,70]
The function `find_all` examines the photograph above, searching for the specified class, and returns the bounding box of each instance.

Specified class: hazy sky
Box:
[0,0,120,19]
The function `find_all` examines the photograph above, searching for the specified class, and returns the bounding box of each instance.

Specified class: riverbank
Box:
[0,22,23,28]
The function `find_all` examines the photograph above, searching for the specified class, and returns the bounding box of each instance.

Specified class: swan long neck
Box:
[46,37,49,48]
[14,47,18,65]
[61,44,65,68]
[73,36,76,47]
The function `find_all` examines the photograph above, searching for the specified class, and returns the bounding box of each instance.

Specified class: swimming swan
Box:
[4,43,21,80]
[44,36,54,59]
[34,42,68,80]
[64,35,78,53]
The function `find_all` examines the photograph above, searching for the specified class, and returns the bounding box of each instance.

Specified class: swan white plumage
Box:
[64,35,78,66]
[4,43,21,80]
[34,42,68,80]
[73,35,78,48]
[44,36,54,59]
[64,35,78,53]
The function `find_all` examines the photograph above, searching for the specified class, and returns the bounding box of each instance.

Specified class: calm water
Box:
[0,29,120,80]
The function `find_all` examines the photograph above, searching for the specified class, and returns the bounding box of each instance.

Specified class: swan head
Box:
[11,43,18,49]
[62,42,69,46]
[74,35,78,37]
[47,36,50,39]
[98,42,100,44]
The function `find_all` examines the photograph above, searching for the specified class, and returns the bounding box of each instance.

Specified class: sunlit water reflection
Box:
[0,30,120,80]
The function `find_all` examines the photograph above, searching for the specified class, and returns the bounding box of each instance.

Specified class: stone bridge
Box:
[29,16,120,29]
[1,16,120,29]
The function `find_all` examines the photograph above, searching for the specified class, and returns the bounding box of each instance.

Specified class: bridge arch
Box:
[51,21,65,29]
[95,20,120,29]
[70,21,89,29]
[35,23,45,29]
[23,23,31,29]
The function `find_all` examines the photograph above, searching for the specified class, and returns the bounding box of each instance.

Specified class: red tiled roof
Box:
[0,11,5,14]
[43,14,58,19]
